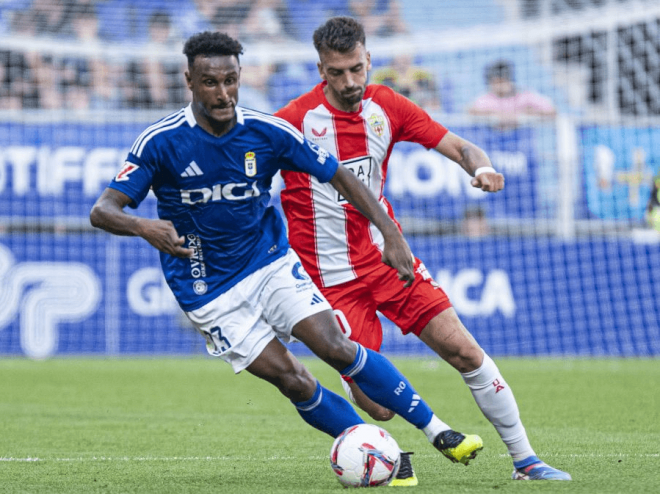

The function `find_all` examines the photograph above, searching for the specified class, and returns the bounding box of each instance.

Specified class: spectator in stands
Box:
[210,0,254,41]
[371,54,441,111]
[28,0,77,38]
[0,50,34,109]
[240,62,276,112]
[63,3,122,110]
[31,54,62,109]
[125,11,188,109]
[241,0,292,43]
[8,8,36,36]
[468,59,556,128]
[285,0,348,42]
[646,169,660,232]
[348,0,407,37]
[461,206,491,237]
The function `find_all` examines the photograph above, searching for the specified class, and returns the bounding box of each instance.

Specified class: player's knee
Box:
[441,343,483,373]
[316,335,356,371]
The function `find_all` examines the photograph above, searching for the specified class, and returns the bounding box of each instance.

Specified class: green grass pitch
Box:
[1,357,658,493]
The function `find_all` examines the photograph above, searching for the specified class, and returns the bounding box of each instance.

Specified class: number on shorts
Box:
[209,326,232,353]
[334,309,352,338]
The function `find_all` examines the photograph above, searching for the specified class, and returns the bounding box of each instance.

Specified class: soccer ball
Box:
[330,424,401,488]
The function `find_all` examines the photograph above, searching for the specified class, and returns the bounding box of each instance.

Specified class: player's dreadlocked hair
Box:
[313,17,366,55]
[183,31,244,67]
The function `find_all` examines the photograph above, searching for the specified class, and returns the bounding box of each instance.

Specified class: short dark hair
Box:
[313,17,366,55]
[149,11,171,28]
[485,60,513,83]
[182,31,244,67]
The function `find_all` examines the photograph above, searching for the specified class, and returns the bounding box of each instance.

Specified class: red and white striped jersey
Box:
[275,82,448,288]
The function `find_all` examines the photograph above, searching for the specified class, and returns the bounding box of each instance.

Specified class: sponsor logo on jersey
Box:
[180,181,261,205]
[292,261,310,281]
[181,161,204,177]
[306,140,329,164]
[312,127,327,138]
[293,261,314,292]
[244,151,257,177]
[368,113,385,137]
[310,293,324,305]
[186,234,207,279]
[193,280,208,295]
[115,161,139,182]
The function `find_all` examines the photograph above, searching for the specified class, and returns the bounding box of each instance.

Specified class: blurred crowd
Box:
[0,0,410,111]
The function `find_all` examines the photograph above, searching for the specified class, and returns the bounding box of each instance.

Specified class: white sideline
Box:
[2,453,658,462]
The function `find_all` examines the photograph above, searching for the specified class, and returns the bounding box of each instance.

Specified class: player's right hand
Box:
[381,237,415,288]
[140,219,195,258]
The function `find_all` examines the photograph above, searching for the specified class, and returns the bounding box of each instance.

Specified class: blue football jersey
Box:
[109,105,338,311]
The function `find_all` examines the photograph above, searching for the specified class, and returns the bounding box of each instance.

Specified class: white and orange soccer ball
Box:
[330,424,401,488]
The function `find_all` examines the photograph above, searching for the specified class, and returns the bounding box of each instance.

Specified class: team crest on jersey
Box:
[367,114,385,137]
[115,161,139,182]
[244,151,257,177]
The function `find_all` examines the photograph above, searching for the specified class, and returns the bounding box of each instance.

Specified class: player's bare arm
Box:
[90,188,194,258]
[330,166,414,287]
[434,132,505,192]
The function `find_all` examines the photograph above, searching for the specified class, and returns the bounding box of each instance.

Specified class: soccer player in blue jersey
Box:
[90,31,481,465]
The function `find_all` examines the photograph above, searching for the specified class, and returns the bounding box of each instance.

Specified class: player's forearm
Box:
[90,205,145,237]
[329,167,400,239]
[435,133,494,176]
[456,142,494,176]
[90,193,144,238]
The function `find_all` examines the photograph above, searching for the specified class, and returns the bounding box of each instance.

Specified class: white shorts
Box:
[185,249,332,373]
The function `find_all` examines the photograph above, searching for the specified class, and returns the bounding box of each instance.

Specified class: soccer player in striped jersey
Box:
[90,31,481,469]
[275,17,571,483]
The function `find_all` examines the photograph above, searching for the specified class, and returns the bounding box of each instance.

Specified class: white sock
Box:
[461,353,535,462]
[422,415,451,443]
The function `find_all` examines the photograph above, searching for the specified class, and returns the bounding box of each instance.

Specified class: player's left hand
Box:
[471,171,504,192]
[382,238,415,288]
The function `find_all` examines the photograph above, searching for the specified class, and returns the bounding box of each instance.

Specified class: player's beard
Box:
[340,86,364,107]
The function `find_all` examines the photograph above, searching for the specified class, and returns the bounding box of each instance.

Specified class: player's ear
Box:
[184,70,193,91]
[366,51,372,71]
[317,61,327,81]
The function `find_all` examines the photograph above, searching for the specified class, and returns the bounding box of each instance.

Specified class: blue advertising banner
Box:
[581,125,660,220]
[385,126,543,220]
[0,234,657,358]
[0,122,156,220]
[0,122,545,222]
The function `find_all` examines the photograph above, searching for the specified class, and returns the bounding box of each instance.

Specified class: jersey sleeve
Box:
[379,86,448,149]
[270,118,339,183]
[107,139,158,209]
[274,100,304,131]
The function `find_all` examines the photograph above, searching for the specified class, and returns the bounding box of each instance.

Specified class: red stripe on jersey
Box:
[333,114,369,161]
[280,169,324,284]
[330,112,383,278]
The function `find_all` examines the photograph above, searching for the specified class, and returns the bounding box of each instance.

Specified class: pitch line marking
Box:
[2,453,659,463]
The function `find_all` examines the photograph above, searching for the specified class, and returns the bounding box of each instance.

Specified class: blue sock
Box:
[514,455,541,469]
[341,344,433,429]
[292,381,364,437]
